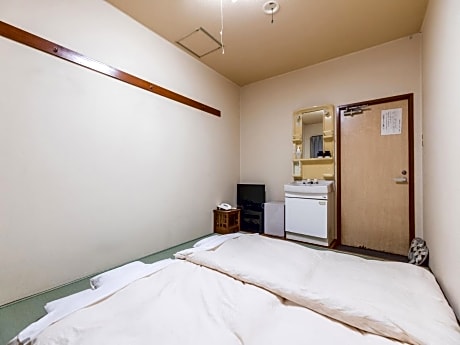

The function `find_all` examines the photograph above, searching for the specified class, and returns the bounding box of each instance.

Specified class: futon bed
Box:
[9,234,460,345]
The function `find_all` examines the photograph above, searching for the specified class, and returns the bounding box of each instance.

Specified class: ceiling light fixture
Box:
[262,1,280,23]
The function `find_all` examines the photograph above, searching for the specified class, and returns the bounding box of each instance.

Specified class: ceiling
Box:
[105,0,428,86]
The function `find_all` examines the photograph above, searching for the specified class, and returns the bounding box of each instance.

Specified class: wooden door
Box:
[338,94,414,255]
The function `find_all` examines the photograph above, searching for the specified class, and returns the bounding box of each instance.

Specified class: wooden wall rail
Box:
[0,21,221,117]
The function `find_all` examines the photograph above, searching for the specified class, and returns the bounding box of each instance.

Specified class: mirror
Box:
[302,110,323,158]
[291,104,335,180]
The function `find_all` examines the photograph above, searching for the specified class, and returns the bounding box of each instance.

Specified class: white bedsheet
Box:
[9,258,174,345]
[10,234,460,345]
[32,260,402,345]
[180,234,460,345]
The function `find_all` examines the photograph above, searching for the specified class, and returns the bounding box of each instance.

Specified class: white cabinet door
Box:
[285,197,327,238]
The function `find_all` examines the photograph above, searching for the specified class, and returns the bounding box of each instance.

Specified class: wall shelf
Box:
[298,158,333,163]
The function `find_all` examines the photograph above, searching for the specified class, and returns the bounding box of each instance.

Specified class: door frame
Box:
[336,94,415,247]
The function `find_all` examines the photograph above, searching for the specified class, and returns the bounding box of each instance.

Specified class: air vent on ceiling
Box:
[176,27,222,58]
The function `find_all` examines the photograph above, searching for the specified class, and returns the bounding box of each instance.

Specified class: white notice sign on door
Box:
[381,108,402,135]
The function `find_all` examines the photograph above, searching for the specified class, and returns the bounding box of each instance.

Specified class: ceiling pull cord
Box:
[220,0,225,54]
[263,1,279,24]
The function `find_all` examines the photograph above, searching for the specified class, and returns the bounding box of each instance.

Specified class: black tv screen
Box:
[237,184,265,208]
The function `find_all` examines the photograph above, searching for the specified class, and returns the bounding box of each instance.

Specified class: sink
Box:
[284,180,333,194]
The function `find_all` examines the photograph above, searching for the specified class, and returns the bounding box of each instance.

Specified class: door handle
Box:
[393,177,408,183]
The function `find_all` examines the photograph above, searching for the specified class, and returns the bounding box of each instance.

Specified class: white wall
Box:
[0,0,240,305]
[240,35,423,234]
[422,0,460,318]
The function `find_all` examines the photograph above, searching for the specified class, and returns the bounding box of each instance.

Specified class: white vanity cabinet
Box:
[284,180,335,247]
[287,104,336,247]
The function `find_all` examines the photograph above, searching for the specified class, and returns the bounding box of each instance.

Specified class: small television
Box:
[237,184,265,233]
[237,184,266,210]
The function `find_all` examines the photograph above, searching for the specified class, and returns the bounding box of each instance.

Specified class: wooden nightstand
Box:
[213,209,240,234]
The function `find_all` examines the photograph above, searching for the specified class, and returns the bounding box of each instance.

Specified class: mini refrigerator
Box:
[264,201,285,237]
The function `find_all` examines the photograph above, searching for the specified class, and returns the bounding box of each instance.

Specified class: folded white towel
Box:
[89,261,146,289]
[175,233,244,259]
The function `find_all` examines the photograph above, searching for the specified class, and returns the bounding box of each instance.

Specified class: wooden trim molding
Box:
[0,21,221,117]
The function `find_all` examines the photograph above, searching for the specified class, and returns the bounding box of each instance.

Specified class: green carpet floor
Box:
[0,235,210,345]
